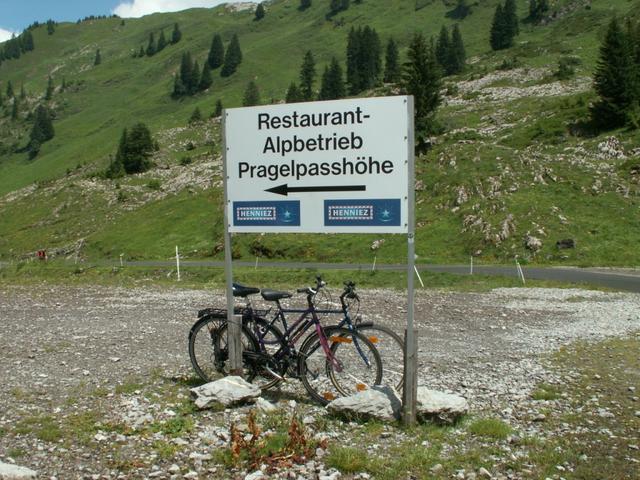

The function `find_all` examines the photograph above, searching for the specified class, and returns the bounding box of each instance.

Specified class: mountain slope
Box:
[0,0,638,266]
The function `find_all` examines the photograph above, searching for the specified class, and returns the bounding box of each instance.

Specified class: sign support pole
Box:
[222,110,242,375]
[403,96,418,425]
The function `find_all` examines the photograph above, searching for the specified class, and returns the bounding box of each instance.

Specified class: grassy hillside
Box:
[0,0,639,267]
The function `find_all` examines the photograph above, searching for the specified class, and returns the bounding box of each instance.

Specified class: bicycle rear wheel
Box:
[298,326,382,405]
[355,323,405,392]
[188,316,283,390]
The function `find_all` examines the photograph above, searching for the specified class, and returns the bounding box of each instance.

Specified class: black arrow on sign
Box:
[265,183,367,196]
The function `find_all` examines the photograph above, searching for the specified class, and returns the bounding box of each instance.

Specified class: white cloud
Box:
[113,0,242,18]
[0,28,16,43]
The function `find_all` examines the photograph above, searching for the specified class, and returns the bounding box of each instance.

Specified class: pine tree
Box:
[255,3,265,20]
[592,18,638,128]
[157,30,167,52]
[189,107,203,124]
[61,77,67,91]
[46,19,55,35]
[146,33,156,56]
[490,4,507,50]
[199,62,212,91]
[22,31,34,51]
[529,0,549,23]
[285,82,302,103]
[45,76,54,100]
[435,26,451,74]
[214,99,223,117]
[318,57,346,100]
[504,0,519,38]
[346,27,361,94]
[243,80,260,106]
[28,105,55,157]
[171,23,182,44]
[221,34,242,77]
[346,26,381,93]
[94,48,101,66]
[207,34,225,69]
[384,37,400,83]
[191,60,201,94]
[402,33,442,141]
[299,50,316,101]
[20,83,26,100]
[299,0,312,10]
[138,45,145,58]
[11,98,18,120]
[449,24,466,75]
[6,80,14,98]
[122,123,154,174]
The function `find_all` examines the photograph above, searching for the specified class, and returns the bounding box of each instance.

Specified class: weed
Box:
[115,379,144,395]
[151,416,194,437]
[468,418,512,440]
[531,384,561,401]
[146,179,161,190]
[152,440,181,459]
[7,447,26,458]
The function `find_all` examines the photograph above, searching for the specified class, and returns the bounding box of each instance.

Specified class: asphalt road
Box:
[121,260,640,293]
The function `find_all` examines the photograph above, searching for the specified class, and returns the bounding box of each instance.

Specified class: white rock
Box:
[478,467,492,478]
[327,385,401,421]
[0,461,37,480]
[168,464,181,473]
[245,471,266,480]
[190,376,261,409]
[255,397,277,413]
[318,469,341,480]
[416,387,469,424]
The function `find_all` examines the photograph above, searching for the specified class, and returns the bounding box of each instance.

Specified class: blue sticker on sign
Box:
[324,199,401,227]
[233,201,300,227]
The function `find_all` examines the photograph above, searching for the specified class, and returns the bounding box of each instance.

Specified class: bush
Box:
[146,179,161,190]
[179,156,192,166]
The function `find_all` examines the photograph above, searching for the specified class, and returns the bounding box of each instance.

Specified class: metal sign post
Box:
[222,96,418,418]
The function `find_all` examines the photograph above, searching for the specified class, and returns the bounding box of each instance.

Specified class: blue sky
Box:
[0,0,242,40]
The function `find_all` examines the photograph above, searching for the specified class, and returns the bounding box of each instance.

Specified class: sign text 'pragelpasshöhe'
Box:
[224,96,411,233]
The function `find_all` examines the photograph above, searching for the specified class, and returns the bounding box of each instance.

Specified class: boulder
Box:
[190,376,261,409]
[416,388,469,424]
[326,385,401,422]
[0,462,37,480]
[556,238,575,249]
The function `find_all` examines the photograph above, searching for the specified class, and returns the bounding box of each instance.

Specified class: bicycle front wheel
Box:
[298,326,382,405]
[355,323,405,392]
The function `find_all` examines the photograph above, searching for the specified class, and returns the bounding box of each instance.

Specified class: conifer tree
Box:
[172,74,186,98]
[504,0,519,38]
[402,33,442,141]
[20,83,26,100]
[592,18,638,128]
[490,4,507,50]
[189,107,203,124]
[146,33,156,56]
[529,0,549,23]
[319,57,345,100]
[11,98,18,120]
[199,62,212,91]
[191,60,201,94]
[449,24,466,75]
[61,77,67,91]
[346,26,381,93]
[299,0,312,10]
[255,3,265,20]
[346,27,361,94]
[122,123,154,174]
[138,45,145,57]
[171,23,182,44]
[46,19,55,35]
[285,82,302,103]
[435,26,451,73]
[221,34,242,77]
[243,80,260,106]
[214,99,223,117]
[45,76,54,100]
[157,30,167,52]
[94,48,101,65]
[6,80,14,98]
[28,105,54,158]
[384,37,400,83]
[207,34,225,69]
[299,50,316,101]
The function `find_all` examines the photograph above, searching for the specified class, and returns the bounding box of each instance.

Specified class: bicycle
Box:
[188,282,383,405]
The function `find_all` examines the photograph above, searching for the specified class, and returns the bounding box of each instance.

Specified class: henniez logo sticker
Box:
[233,201,300,227]
[324,199,401,227]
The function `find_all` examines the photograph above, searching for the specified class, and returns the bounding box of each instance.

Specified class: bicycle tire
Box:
[188,315,286,391]
[298,326,382,405]
[355,323,405,392]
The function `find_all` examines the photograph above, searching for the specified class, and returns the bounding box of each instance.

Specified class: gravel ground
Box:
[0,285,639,479]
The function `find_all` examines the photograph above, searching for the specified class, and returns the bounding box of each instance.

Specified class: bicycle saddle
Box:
[261,289,292,301]
[232,283,260,297]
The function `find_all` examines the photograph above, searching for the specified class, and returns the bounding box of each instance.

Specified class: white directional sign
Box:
[223,96,411,233]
